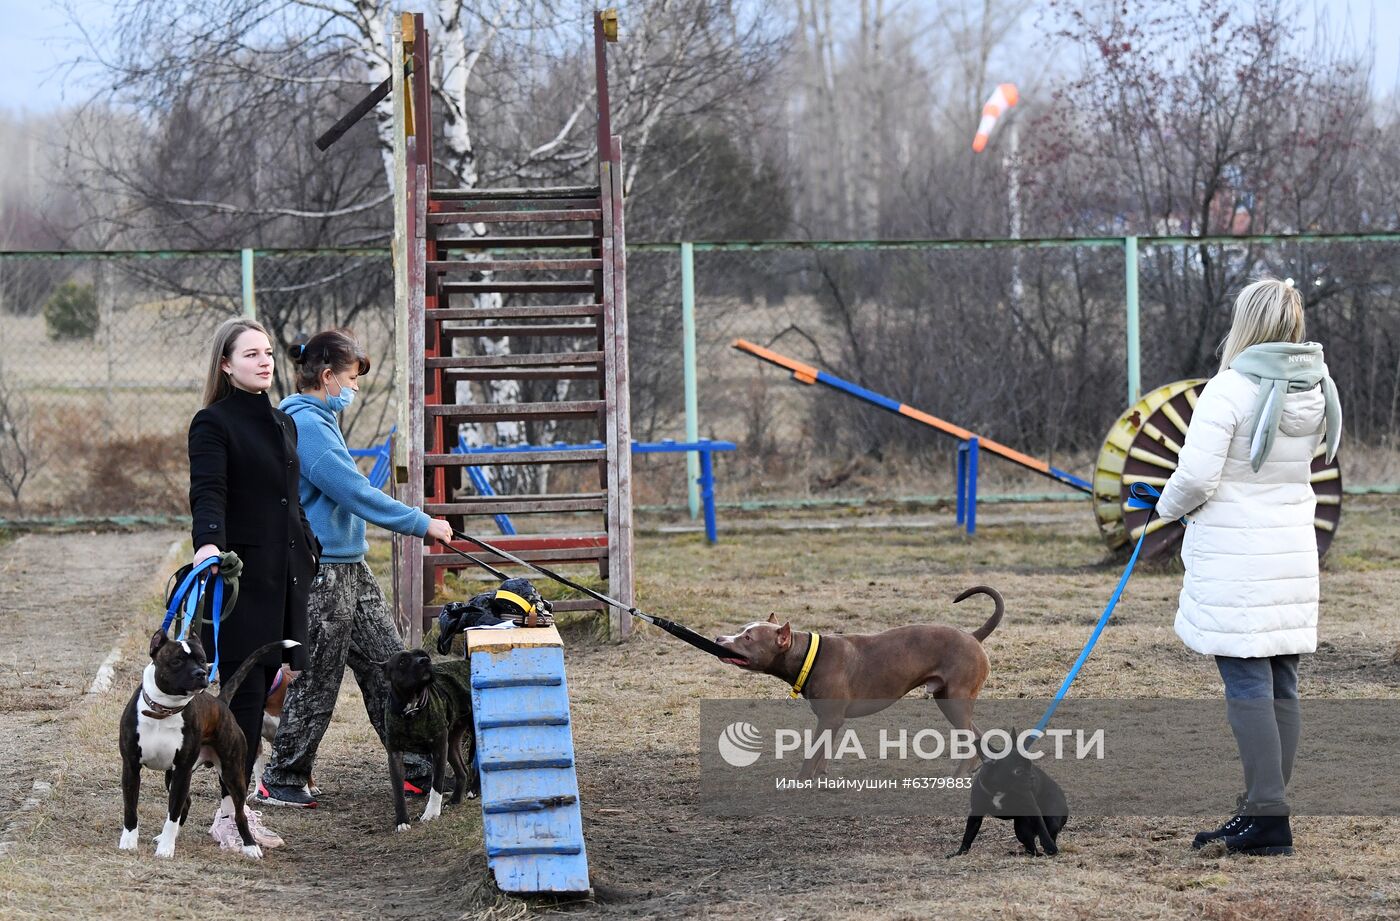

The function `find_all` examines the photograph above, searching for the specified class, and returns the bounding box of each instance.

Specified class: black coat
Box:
[189,387,315,671]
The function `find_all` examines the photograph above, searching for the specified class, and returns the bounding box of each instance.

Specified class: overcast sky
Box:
[0,0,1397,114]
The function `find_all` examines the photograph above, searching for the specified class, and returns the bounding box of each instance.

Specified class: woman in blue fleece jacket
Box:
[255,329,452,808]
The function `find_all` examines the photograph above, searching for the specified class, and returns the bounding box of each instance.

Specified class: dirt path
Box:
[0,530,181,844]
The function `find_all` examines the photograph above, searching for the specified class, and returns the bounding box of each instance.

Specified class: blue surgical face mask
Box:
[325,374,356,413]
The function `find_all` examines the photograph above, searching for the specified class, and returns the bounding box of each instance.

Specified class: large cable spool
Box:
[1093,380,1343,560]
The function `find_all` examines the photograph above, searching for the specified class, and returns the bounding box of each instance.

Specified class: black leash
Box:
[444,529,737,661]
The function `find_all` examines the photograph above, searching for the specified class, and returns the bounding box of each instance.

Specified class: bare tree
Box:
[0,368,42,510]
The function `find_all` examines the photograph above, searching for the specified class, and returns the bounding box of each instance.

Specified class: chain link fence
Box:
[2,239,1397,519]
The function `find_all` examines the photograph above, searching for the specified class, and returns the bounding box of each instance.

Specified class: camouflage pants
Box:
[262,561,429,787]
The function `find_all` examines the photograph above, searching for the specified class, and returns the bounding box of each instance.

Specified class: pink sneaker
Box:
[245,808,285,849]
[209,812,242,850]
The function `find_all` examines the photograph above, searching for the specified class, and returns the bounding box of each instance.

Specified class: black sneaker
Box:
[1224,814,1294,856]
[1192,794,1249,849]
[252,781,318,809]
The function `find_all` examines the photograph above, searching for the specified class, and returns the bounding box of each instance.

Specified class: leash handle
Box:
[161,556,221,638]
[1030,487,1161,738]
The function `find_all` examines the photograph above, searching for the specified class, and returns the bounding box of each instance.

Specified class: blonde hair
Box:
[202,317,273,406]
[1218,277,1306,371]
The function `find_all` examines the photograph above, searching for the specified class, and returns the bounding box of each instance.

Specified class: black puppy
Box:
[949,732,1069,857]
[382,649,480,831]
[436,578,552,654]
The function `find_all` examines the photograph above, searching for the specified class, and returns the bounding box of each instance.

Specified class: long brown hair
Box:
[288,329,371,392]
[202,317,273,407]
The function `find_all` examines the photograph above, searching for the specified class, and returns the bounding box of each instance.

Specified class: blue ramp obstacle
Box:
[467,626,590,894]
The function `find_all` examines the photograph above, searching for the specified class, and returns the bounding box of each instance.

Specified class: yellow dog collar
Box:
[789,632,821,699]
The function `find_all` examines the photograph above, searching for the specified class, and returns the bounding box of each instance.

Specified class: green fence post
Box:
[1124,235,1140,404]
[241,248,257,318]
[682,242,700,519]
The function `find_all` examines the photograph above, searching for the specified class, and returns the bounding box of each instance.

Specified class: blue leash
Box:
[161,556,227,682]
[1030,482,1164,738]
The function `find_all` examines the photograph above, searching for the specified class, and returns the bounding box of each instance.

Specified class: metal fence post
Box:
[681,241,700,519]
[241,248,257,319]
[1124,235,1140,404]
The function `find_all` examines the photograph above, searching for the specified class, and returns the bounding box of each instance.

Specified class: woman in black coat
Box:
[189,317,315,850]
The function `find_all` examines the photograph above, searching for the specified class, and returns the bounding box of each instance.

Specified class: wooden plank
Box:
[390,22,411,641]
[425,495,607,515]
[427,401,604,422]
[440,280,597,294]
[607,136,636,618]
[432,186,600,201]
[598,156,626,638]
[444,367,603,382]
[424,449,606,466]
[430,198,599,214]
[423,598,601,620]
[426,304,603,321]
[429,259,603,273]
[426,352,603,369]
[438,324,599,338]
[465,625,564,651]
[424,546,607,567]
[434,234,597,249]
[429,210,603,224]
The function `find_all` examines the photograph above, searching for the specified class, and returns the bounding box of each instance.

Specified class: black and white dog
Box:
[118,631,297,859]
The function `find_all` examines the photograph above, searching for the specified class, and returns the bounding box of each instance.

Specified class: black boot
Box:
[1192,794,1249,850]
[1224,814,1293,856]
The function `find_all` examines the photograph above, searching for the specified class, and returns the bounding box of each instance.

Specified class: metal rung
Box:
[424,449,605,466]
[426,304,602,321]
[481,794,578,814]
[485,844,583,857]
[426,494,607,515]
[426,352,603,370]
[435,234,597,249]
[426,400,604,422]
[429,210,602,224]
[438,324,598,338]
[429,259,603,273]
[471,675,564,689]
[480,757,574,772]
[432,185,599,200]
[441,280,596,294]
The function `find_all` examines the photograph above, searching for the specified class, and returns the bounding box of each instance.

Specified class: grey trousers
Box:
[262,561,429,788]
[1215,654,1301,816]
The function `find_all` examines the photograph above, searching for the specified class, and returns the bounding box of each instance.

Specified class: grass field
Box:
[1,497,1398,920]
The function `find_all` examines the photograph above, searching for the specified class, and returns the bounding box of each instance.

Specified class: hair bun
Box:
[289,343,306,361]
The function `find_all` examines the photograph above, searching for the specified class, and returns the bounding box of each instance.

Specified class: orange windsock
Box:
[971,83,1019,153]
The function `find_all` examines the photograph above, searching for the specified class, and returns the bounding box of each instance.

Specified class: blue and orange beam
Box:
[731,339,1093,494]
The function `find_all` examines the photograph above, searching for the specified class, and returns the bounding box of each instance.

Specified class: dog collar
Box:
[789,632,821,699]
[399,685,431,718]
[494,589,533,615]
[141,687,191,720]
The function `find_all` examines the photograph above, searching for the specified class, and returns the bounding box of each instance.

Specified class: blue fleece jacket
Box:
[279,394,430,563]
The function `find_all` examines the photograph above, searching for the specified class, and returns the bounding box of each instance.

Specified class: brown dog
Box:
[251,665,315,797]
[714,585,1004,779]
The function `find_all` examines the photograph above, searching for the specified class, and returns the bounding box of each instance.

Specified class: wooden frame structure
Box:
[390,11,634,645]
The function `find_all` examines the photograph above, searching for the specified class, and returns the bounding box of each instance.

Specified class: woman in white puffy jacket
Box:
[1155,277,1341,858]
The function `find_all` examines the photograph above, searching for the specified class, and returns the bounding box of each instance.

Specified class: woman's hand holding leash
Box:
[194,542,222,575]
[425,518,453,544]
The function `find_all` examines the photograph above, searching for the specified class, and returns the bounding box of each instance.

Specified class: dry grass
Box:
[2,498,1399,919]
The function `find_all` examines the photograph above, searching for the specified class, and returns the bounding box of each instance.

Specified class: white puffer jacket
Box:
[1155,369,1327,658]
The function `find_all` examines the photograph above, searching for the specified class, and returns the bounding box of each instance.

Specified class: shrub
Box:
[43,282,99,341]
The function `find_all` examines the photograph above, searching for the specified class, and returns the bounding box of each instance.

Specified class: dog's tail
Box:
[955,586,1004,642]
[217,640,301,703]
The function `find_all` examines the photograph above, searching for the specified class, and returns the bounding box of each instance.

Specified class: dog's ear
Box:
[776,621,792,650]
[767,612,778,624]
[149,629,168,658]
